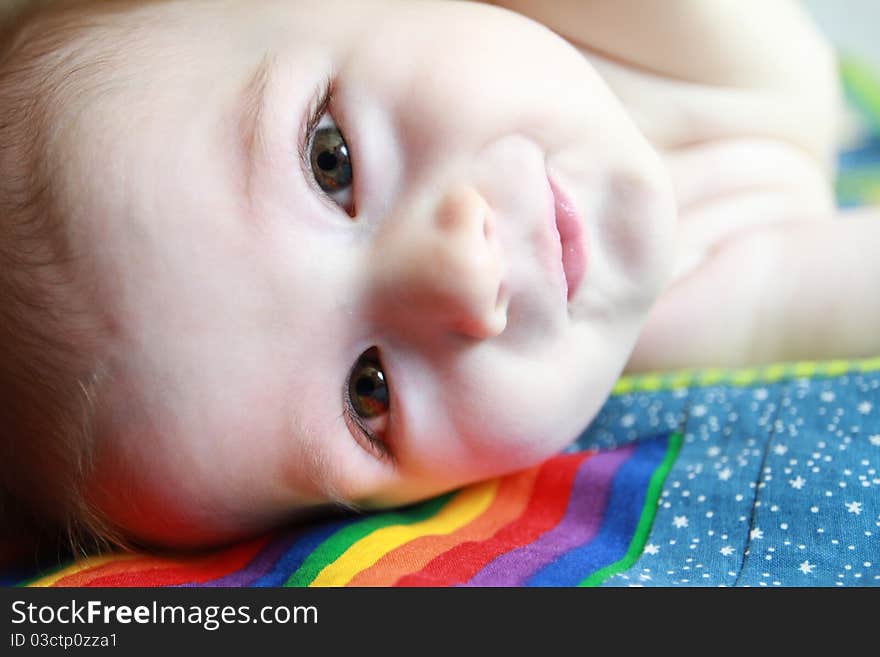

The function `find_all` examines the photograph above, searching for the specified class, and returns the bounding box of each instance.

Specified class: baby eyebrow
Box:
[238,52,274,210]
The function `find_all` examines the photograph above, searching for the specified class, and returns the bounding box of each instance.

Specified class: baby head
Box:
[0,0,676,550]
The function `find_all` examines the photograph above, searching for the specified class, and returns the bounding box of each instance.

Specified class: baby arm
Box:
[481,0,839,170]
[627,210,880,371]
[481,1,829,88]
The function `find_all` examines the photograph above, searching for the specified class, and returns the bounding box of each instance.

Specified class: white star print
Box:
[846,501,863,515]
[559,358,879,586]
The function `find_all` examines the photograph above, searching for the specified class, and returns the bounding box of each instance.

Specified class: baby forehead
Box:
[0,7,239,309]
[3,0,232,91]
[8,7,259,178]
[1,8,161,137]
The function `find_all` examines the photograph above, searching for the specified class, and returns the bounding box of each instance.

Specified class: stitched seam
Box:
[732,381,787,587]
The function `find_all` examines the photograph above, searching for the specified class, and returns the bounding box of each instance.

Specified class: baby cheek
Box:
[85,423,223,547]
[412,378,561,473]
[439,411,576,484]
[84,462,188,547]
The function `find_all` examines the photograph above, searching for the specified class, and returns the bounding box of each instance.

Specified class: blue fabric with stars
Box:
[573,370,880,586]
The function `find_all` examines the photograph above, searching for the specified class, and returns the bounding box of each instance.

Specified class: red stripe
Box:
[395,451,590,586]
[347,468,538,586]
[57,536,269,587]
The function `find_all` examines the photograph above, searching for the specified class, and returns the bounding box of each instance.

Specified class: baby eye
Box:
[309,114,354,215]
[345,347,391,458]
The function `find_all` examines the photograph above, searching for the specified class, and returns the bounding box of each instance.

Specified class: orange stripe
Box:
[48,536,268,587]
[28,554,139,587]
[347,466,541,587]
[48,555,184,587]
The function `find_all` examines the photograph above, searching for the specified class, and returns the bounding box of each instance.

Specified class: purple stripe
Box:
[182,529,304,587]
[466,444,632,586]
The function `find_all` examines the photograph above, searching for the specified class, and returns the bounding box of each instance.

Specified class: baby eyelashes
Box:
[345,347,392,460]
[305,94,355,216]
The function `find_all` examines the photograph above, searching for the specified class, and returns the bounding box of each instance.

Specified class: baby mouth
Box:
[549,177,586,301]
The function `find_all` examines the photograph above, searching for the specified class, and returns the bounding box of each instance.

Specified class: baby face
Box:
[63,0,676,546]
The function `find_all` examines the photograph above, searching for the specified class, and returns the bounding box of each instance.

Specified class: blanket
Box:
[6,59,880,588]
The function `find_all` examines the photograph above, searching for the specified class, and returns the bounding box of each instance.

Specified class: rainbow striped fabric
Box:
[21,434,680,587]
[838,57,880,206]
[14,357,880,588]
[5,60,880,589]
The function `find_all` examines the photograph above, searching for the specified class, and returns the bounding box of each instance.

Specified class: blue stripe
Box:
[250,514,360,587]
[838,139,880,167]
[526,436,668,586]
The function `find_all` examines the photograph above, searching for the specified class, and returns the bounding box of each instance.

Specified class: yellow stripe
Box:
[825,360,851,376]
[764,363,787,382]
[670,371,696,389]
[27,554,138,587]
[640,375,662,391]
[860,356,880,372]
[310,480,499,587]
[697,369,724,386]
[612,378,633,395]
[730,369,757,386]
[792,362,817,378]
[613,357,880,395]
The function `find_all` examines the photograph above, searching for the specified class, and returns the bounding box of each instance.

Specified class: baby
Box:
[1,0,878,554]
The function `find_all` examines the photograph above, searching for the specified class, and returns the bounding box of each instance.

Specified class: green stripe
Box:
[613,357,880,396]
[837,168,880,205]
[578,432,683,587]
[840,56,880,131]
[284,493,453,586]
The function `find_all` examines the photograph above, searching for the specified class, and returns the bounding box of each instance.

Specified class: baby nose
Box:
[378,185,507,340]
